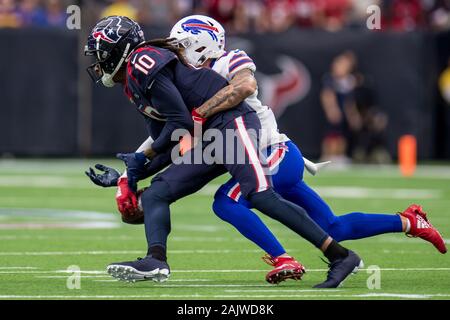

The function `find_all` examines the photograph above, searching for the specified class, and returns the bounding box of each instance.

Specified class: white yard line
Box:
[203,186,444,199]
[0,235,245,242]
[224,289,343,292]
[1,267,450,276]
[0,174,446,200]
[35,275,109,279]
[312,187,443,199]
[169,268,450,273]
[37,276,212,282]
[0,293,449,299]
[1,160,450,178]
[0,271,107,274]
[0,222,120,230]
[1,248,444,256]
[152,284,273,288]
[0,267,38,270]
[0,249,264,256]
[0,234,445,245]
[0,251,143,256]
[0,176,89,189]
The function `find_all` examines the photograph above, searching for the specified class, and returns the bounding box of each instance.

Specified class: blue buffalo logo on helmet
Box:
[181,18,219,42]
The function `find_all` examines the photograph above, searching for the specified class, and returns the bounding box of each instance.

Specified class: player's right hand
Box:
[191,108,207,125]
[115,177,139,217]
[85,164,121,187]
[116,152,151,192]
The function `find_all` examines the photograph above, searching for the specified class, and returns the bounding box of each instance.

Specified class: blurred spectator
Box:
[101,0,138,21]
[262,0,296,33]
[17,0,47,27]
[439,57,450,104]
[238,0,266,33]
[0,0,21,28]
[384,0,424,31]
[422,0,450,31]
[204,0,241,32]
[3,0,450,32]
[316,0,352,31]
[1,0,67,28]
[172,0,207,19]
[320,51,361,164]
[351,75,391,164]
[293,0,321,28]
[43,0,66,27]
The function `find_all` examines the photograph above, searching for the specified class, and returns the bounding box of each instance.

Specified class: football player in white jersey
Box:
[168,15,447,284]
[87,15,446,287]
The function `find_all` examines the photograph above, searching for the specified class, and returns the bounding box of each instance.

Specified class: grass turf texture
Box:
[0,159,449,300]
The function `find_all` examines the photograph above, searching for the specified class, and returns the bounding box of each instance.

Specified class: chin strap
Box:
[101,42,131,87]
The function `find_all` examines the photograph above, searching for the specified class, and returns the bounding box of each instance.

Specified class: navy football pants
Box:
[142,112,329,250]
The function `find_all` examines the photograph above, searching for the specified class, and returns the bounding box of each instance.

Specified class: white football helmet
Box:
[169,15,226,67]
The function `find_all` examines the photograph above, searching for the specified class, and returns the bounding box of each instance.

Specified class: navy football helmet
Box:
[85,16,145,87]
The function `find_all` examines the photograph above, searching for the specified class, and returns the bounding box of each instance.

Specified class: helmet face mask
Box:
[86,61,104,84]
[85,16,145,87]
[170,15,226,67]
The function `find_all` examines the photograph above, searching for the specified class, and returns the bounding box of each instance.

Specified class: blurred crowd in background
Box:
[1,0,450,162]
[320,51,391,164]
[1,0,450,33]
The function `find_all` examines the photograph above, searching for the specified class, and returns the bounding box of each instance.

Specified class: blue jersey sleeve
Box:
[147,67,194,154]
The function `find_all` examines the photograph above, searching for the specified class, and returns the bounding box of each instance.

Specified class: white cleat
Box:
[107,265,170,283]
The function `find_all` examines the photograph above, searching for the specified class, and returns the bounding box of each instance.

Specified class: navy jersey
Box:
[124,45,254,153]
[125,46,177,122]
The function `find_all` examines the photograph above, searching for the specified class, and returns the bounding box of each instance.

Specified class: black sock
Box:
[324,240,349,262]
[147,245,167,262]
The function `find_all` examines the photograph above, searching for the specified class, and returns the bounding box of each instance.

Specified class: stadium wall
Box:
[0,28,448,159]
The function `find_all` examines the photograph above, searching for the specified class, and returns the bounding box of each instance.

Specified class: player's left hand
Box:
[85,164,121,187]
[116,152,151,192]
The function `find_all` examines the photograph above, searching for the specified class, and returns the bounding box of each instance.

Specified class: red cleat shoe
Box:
[262,254,306,284]
[400,204,447,254]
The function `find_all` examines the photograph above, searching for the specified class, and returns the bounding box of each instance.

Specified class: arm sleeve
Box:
[136,136,154,153]
[147,69,194,154]
[228,50,256,79]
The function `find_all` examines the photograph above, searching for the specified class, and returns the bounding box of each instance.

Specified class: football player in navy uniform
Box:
[85,16,363,288]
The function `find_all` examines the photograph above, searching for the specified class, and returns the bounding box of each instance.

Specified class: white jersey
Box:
[211,49,289,149]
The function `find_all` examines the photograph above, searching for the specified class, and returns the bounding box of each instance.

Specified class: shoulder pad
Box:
[126,46,177,90]
[228,50,256,77]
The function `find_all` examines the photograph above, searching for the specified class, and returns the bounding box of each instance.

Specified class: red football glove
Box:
[191,108,207,125]
[115,177,139,217]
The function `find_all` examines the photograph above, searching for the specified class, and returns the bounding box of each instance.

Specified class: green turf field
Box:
[0,159,449,300]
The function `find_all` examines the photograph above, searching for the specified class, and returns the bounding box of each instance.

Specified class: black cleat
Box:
[314,250,363,288]
[107,255,170,283]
